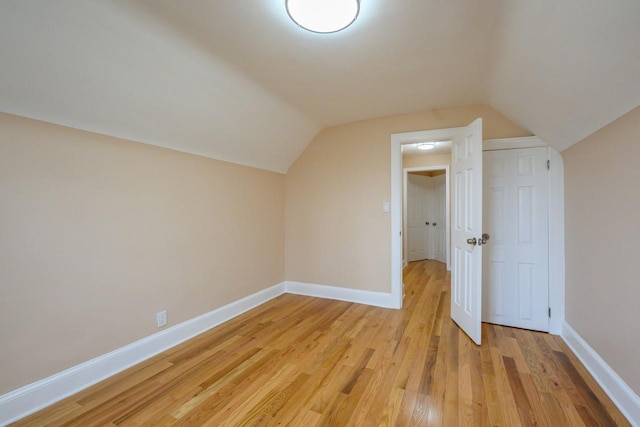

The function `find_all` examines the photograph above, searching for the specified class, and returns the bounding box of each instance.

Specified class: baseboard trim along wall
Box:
[561,322,640,426]
[285,281,396,308]
[0,281,395,425]
[11,289,637,426]
[0,283,286,426]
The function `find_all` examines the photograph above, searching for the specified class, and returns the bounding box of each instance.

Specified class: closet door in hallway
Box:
[407,173,432,262]
[433,174,447,264]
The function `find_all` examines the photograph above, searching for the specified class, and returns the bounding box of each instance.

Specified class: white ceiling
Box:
[1,0,639,173]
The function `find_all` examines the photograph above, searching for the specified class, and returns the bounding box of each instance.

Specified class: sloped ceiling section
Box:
[486,0,640,151]
[1,1,639,172]
[0,1,318,173]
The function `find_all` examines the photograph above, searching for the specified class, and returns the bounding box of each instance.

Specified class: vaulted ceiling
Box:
[1,1,639,173]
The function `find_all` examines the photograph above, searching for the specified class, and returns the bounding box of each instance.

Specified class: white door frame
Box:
[403,166,450,270]
[391,127,465,309]
[391,134,565,336]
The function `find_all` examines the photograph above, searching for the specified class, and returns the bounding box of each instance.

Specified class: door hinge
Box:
[547,160,550,170]
[548,307,551,317]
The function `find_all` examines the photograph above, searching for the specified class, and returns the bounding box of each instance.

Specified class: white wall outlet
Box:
[382,201,390,213]
[156,310,167,328]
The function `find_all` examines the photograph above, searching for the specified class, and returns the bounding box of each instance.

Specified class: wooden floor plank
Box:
[12,260,631,426]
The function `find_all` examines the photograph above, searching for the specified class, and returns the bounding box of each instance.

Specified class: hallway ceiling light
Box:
[286,0,360,33]
[416,142,436,150]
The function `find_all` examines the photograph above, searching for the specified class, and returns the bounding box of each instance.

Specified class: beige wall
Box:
[0,113,285,394]
[403,153,451,169]
[563,106,640,395]
[285,105,530,292]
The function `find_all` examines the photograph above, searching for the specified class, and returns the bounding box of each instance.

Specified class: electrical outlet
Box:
[156,310,167,328]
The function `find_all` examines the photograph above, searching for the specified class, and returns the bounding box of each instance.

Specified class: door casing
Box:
[391,134,565,335]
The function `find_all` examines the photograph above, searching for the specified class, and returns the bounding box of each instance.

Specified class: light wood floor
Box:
[14,260,629,426]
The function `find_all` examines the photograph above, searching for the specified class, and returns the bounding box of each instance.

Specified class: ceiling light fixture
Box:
[286,0,360,34]
[416,142,436,151]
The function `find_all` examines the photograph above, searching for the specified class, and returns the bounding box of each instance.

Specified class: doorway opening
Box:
[390,126,465,310]
[403,166,450,270]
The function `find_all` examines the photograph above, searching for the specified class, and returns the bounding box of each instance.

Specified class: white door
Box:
[451,118,483,345]
[407,174,431,262]
[482,147,549,331]
[422,176,436,260]
[433,174,447,263]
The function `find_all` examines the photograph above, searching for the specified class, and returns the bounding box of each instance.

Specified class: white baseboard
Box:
[0,280,400,425]
[285,281,396,308]
[561,322,640,426]
[0,283,286,426]
[8,289,638,427]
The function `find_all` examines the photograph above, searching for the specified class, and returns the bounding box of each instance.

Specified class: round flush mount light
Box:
[286,0,360,34]
[416,142,436,151]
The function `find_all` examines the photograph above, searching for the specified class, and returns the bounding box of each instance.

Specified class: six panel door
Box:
[482,147,549,332]
[451,118,483,345]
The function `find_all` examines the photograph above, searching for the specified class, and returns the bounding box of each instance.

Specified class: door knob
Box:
[467,237,477,245]
[426,222,430,225]
[432,222,436,226]
[481,233,490,244]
